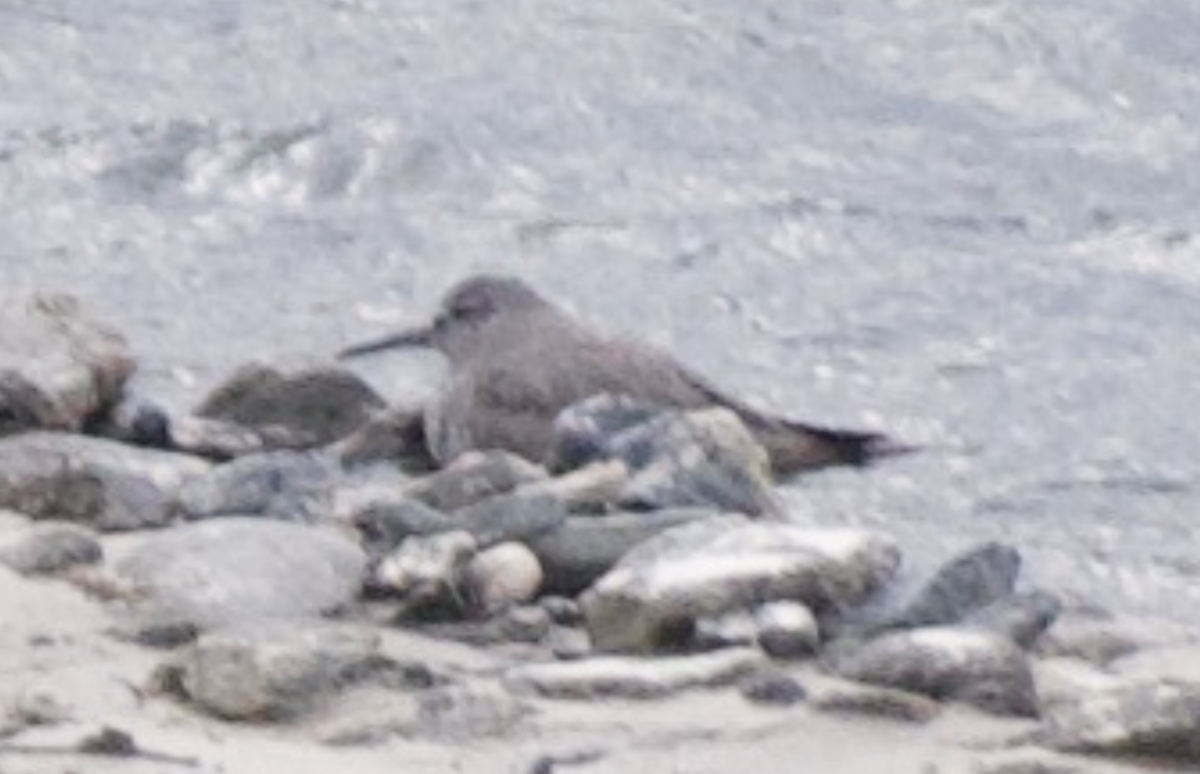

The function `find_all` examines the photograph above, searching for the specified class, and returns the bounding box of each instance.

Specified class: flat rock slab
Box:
[1041,679,1200,762]
[582,518,899,653]
[831,627,1038,717]
[505,647,767,700]
[116,518,366,639]
[0,432,210,531]
[174,620,381,721]
[0,292,133,434]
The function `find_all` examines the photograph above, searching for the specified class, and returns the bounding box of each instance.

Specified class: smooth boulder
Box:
[582,518,899,653]
[116,518,366,639]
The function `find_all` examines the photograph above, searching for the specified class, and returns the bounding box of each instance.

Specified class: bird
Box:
[339,274,897,476]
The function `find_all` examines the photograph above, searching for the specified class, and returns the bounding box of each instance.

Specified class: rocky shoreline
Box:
[0,291,1195,773]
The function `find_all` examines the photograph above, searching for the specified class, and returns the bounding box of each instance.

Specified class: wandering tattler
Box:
[340,275,896,476]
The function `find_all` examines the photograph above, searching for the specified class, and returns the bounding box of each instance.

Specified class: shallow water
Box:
[2,1,1199,621]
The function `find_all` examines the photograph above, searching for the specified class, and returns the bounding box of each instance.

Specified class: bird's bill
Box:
[337,326,433,359]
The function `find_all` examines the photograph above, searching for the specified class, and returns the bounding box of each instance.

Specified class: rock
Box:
[348,494,453,560]
[695,602,818,658]
[332,405,433,470]
[505,647,767,700]
[1111,644,1200,685]
[972,756,1084,774]
[546,626,592,660]
[739,670,807,706]
[0,432,209,531]
[810,681,941,724]
[0,523,102,575]
[196,363,385,445]
[99,398,308,460]
[0,292,133,434]
[582,518,899,653]
[116,518,366,640]
[879,542,1022,633]
[829,627,1037,717]
[452,492,567,548]
[539,596,583,626]
[514,460,629,512]
[1041,679,1200,761]
[498,605,553,644]
[374,531,477,616]
[529,509,715,596]
[411,685,527,741]
[174,620,380,721]
[549,394,670,472]
[617,408,779,517]
[1036,612,1194,666]
[1032,658,1120,710]
[966,590,1062,648]
[405,450,548,512]
[755,601,820,659]
[463,542,543,614]
[176,450,340,523]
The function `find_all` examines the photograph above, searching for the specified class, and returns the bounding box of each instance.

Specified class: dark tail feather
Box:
[754,419,917,477]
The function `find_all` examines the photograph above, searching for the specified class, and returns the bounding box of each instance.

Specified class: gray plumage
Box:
[340,275,893,475]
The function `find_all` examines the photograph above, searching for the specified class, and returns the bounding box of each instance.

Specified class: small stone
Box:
[347,494,452,560]
[739,670,807,706]
[406,450,548,512]
[1041,679,1200,762]
[375,531,477,616]
[514,461,630,512]
[505,648,767,700]
[0,523,102,575]
[694,609,759,650]
[464,542,544,614]
[499,605,553,644]
[452,492,567,548]
[176,450,340,523]
[755,601,820,659]
[177,620,380,721]
[539,596,583,626]
[881,542,1022,632]
[196,363,385,445]
[547,626,592,660]
[811,682,941,724]
[549,394,669,472]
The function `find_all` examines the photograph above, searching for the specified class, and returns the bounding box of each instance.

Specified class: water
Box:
[2,1,1198,622]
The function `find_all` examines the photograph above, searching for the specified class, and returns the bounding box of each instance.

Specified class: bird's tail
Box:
[751,419,916,477]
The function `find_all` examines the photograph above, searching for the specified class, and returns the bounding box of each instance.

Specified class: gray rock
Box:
[176,450,340,523]
[549,393,670,472]
[830,626,1038,717]
[615,408,779,517]
[349,495,453,560]
[332,405,433,469]
[0,292,133,435]
[374,530,477,616]
[582,518,899,653]
[539,596,583,626]
[546,626,592,660]
[412,685,527,741]
[498,605,553,643]
[739,670,807,706]
[810,681,941,724]
[196,363,385,445]
[966,590,1062,649]
[694,609,760,650]
[116,518,366,639]
[463,542,543,614]
[880,542,1022,633]
[505,647,767,700]
[972,757,1084,774]
[0,522,102,575]
[1041,679,1200,761]
[528,508,716,595]
[176,620,380,721]
[405,450,548,512]
[755,601,820,659]
[99,398,311,460]
[452,491,567,548]
[0,432,209,531]
[513,460,630,512]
